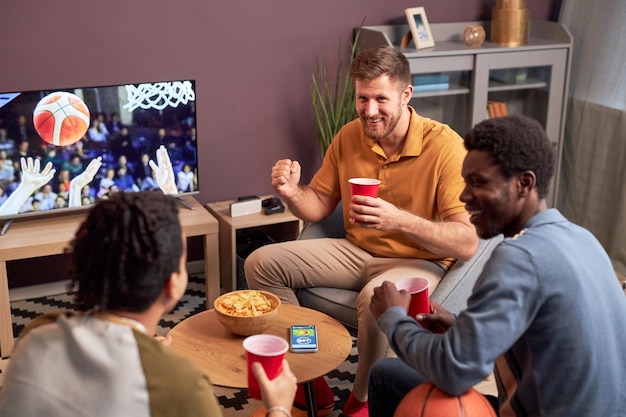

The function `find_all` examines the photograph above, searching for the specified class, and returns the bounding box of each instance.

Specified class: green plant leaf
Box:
[311,19,365,157]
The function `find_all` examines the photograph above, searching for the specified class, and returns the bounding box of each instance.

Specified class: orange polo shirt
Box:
[310,108,467,264]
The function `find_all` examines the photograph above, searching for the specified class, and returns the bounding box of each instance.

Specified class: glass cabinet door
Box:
[405,54,475,135]
[473,49,568,148]
[409,70,472,134]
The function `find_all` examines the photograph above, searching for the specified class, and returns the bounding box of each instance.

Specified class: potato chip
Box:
[216,291,275,317]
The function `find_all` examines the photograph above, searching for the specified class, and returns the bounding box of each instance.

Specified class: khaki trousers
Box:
[244,238,447,402]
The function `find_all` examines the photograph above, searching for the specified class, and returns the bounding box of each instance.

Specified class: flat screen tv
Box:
[0,78,199,229]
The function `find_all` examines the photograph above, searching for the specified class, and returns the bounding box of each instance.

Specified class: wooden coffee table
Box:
[169,304,352,417]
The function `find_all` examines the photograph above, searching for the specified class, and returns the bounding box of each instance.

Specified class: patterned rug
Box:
[4,275,357,417]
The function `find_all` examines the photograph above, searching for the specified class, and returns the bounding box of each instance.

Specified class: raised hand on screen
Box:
[20,157,55,190]
[68,156,102,207]
[149,145,178,195]
[0,157,56,216]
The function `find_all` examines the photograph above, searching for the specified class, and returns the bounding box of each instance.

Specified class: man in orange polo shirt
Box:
[245,45,477,417]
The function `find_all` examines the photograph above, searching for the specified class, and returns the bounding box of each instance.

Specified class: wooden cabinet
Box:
[357,21,572,206]
[206,197,302,292]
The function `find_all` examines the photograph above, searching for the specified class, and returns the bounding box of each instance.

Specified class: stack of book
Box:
[413,74,450,92]
[487,101,508,118]
[490,68,528,84]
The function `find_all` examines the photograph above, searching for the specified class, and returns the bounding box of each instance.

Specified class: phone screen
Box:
[290,324,318,353]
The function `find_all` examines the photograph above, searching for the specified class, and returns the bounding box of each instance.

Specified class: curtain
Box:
[557,1,626,273]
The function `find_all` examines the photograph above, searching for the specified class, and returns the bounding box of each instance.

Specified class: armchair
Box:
[296,206,502,331]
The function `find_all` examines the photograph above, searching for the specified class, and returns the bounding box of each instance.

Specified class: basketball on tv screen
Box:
[0,79,199,220]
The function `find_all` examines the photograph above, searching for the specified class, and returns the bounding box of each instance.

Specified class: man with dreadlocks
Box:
[0,191,297,417]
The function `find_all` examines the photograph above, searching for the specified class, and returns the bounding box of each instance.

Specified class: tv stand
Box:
[0,219,13,236]
[176,196,194,210]
[0,195,218,357]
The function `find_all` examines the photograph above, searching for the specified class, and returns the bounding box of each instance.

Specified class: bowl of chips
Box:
[213,290,281,336]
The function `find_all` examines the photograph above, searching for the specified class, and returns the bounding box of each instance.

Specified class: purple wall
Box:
[0,0,558,204]
[1,0,559,286]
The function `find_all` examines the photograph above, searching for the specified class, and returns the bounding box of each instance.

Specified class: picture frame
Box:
[404,7,435,49]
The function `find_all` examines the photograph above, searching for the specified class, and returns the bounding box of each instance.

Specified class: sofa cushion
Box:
[296,205,503,333]
[298,287,358,330]
[297,237,503,332]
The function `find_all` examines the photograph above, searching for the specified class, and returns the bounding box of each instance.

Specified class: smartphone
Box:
[290,324,318,353]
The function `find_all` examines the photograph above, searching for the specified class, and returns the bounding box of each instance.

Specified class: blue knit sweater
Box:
[379,209,626,416]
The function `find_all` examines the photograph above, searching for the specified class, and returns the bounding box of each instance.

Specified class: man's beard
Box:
[361,108,402,141]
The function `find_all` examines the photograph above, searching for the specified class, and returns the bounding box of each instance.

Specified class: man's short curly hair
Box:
[464,115,555,199]
[66,191,182,313]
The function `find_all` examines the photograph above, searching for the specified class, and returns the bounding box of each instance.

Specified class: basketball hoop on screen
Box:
[123,80,195,111]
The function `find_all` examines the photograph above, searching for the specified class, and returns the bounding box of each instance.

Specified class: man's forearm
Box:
[282,185,335,223]
[397,211,478,261]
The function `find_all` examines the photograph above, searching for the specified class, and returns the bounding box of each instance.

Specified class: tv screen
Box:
[0,79,199,222]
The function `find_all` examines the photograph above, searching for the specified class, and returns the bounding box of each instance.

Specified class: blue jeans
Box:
[368,358,499,417]
[368,358,427,417]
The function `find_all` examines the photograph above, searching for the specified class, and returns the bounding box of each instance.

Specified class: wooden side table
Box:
[0,195,219,357]
[168,304,352,417]
[206,197,302,292]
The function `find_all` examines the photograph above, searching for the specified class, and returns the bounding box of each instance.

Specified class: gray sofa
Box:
[297,207,502,331]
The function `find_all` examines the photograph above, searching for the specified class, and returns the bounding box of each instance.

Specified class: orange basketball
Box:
[33,91,90,146]
[394,382,496,417]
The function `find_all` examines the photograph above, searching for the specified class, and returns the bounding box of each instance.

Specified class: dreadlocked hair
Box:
[66,191,182,313]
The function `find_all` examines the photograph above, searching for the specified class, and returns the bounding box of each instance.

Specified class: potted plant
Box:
[311,25,363,157]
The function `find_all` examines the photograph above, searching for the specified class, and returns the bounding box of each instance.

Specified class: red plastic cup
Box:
[396,277,430,318]
[242,334,289,400]
[349,178,381,197]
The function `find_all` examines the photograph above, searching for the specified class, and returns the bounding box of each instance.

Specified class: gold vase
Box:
[491,0,530,46]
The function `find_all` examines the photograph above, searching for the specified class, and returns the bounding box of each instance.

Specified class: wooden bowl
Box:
[213,290,281,336]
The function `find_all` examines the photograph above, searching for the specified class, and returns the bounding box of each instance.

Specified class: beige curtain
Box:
[557,2,626,273]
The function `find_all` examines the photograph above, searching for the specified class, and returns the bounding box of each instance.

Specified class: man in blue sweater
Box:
[368,114,626,416]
